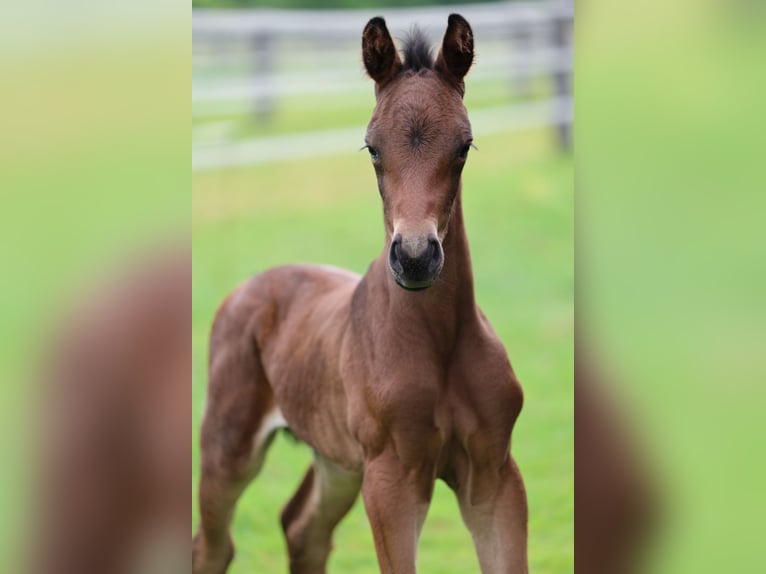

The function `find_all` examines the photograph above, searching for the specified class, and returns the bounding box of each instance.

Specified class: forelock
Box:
[401,27,433,72]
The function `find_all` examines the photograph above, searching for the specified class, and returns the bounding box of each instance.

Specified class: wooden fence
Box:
[192,1,573,169]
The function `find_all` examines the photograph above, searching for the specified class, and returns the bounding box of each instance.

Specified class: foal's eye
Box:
[367,146,380,161]
[458,144,472,161]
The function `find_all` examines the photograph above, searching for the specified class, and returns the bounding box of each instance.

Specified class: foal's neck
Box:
[378,190,477,351]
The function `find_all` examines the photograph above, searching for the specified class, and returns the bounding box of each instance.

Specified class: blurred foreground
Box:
[577,0,766,572]
[34,247,190,574]
[0,1,189,571]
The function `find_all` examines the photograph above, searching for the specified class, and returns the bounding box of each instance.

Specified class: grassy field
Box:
[192,121,573,572]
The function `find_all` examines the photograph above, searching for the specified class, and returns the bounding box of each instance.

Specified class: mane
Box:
[401,27,434,71]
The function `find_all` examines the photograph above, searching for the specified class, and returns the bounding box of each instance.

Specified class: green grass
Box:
[192,127,573,572]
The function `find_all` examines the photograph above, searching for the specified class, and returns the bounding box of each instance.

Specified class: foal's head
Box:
[362,14,475,291]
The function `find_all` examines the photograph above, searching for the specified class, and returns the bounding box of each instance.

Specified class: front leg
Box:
[456,455,528,574]
[362,449,435,574]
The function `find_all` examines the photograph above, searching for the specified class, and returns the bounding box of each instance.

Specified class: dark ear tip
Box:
[447,13,470,27]
[365,16,386,32]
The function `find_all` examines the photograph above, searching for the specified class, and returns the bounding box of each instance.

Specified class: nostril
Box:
[427,237,442,274]
[394,241,404,262]
[389,235,404,274]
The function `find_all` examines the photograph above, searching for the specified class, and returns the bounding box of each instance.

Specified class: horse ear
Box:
[435,14,474,95]
[362,17,402,91]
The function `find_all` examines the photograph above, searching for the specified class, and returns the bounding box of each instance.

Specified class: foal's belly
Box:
[252,264,365,471]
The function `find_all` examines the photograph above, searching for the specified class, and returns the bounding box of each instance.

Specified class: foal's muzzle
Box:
[388,233,444,290]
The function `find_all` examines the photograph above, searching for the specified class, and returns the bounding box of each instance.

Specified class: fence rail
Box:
[192,1,573,170]
[192,1,572,35]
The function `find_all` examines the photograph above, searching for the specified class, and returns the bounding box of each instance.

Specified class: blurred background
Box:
[192,0,573,167]
[192,0,573,573]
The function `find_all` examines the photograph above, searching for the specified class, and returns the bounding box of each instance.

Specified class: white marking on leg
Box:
[248,406,287,475]
[255,407,287,448]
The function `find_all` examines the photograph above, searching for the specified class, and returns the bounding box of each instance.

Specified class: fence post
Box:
[511,22,534,99]
[552,8,573,150]
[252,31,275,122]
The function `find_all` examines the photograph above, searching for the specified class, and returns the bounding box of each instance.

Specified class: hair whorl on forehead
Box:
[401,27,434,71]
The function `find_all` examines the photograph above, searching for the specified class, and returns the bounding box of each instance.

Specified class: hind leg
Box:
[281,455,362,574]
[192,335,284,574]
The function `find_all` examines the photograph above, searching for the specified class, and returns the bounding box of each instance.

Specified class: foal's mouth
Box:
[393,275,435,291]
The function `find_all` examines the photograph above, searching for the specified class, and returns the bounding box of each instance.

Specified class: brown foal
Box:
[193,14,528,574]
